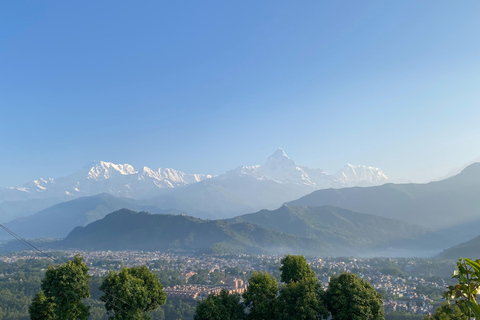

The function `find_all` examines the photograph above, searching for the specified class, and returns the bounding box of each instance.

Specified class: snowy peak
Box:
[87,161,137,180]
[0,161,212,202]
[225,149,388,189]
[264,148,296,169]
[268,148,289,160]
[336,164,388,185]
[0,150,389,204]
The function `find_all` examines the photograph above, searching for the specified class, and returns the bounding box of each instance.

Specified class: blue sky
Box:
[1,1,479,186]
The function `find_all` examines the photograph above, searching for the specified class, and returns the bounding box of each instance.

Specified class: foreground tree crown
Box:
[324,272,384,320]
[39,255,91,320]
[195,254,383,320]
[100,265,167,320]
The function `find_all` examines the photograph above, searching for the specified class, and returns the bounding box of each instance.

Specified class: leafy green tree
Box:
[274,255,329,320]
[243,271,278,320]
[28,290,56,320]
[279,255,316,283]
[41,255,91,320]
[423,302,467,320]
[100,265,167,320]
[443,258,480,319]
[194,289,245,320]
[324,273,384,320]
[275,278,329,320]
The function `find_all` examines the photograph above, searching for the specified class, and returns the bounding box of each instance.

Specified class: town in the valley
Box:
[0,250,454,317]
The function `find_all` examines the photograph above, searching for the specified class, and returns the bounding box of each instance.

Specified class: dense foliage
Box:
[100,265,167,320]
[324,273,384,320]
[194,289,245,320]
[194,254,382,320]
[40,255,91,320]
[242,271,277,320]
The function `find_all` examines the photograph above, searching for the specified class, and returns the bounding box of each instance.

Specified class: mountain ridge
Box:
[0,149,389,220]
[286,162,480,230]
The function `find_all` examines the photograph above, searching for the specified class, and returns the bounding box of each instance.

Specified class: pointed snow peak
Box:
[264,148,294,166]
[263,148,298,173]
[270,148,289,160]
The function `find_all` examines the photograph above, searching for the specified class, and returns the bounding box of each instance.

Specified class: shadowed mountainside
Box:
[287,163,480,230]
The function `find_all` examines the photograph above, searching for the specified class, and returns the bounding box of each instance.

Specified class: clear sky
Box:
[1,1,479,187]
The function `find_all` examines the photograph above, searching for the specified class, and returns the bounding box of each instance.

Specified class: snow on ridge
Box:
[335,163,388,185]
[0,150,389,202]
[87,161,137,180]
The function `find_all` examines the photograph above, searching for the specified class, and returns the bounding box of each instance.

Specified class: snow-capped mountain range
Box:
[0,161,211,202]
[0,148,388,204]
[225,148,388,188]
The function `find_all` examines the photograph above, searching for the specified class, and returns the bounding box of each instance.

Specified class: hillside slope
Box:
[60,209,324,255]
[230,205,430,251]
[3,193,167,239]
[287,163,480,229]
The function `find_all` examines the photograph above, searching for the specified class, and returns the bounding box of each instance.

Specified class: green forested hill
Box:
[230,205,429,251]
[437,235,480,260]
[60,206,437,256]
[60,209,325,255]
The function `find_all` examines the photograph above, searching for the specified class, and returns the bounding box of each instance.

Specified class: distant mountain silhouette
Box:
[287,163,480,230]
[3,193,168,239]
[437,234,480,260]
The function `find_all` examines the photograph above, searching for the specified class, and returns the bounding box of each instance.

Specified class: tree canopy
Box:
[276,278,329,320]
[324,273,384,320]
[423,302,467,320]
[275,254,329,319]
[194,289,245,320]
[100,265,167,320]
[279,254,316,283]
[29,290,56,320]
[243,271,278,320]
[40,255,91,320]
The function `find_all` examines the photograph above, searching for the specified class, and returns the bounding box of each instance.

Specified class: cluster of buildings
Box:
[165,278,247,300]
[1,250,453,316]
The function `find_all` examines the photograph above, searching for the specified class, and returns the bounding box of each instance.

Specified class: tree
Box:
[280,254,316,283]
[275,278,329,320]
[275,255,329,320]
[243,271,278,320]
[194,289,245,320]
[100,265,167,320]
[324,273,384,320]
[443,258,480,319]
[423,302,467,320]
[41,255,91,320]
[29,290,56,320]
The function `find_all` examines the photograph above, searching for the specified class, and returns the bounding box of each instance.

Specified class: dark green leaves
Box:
[99,265,167,320]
